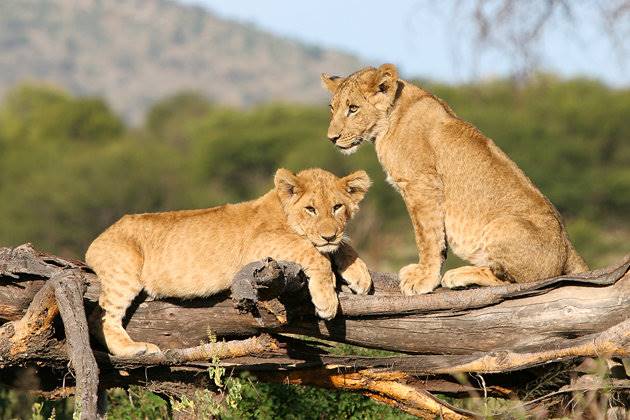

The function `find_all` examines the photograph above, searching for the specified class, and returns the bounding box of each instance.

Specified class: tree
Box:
[413,0,630,80]
[0,84,123,144]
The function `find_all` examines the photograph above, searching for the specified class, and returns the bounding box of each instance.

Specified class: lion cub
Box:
[86,168,372,357]
[321,64,588,295]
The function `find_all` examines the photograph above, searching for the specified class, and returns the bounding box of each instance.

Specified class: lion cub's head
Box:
[321,64,399,154]
[274,168,371,253]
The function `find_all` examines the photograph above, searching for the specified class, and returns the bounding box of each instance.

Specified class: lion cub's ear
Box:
[274,168,302,204]
[373,63,398,95]
[321,73,344,93]
[340,170,372,204]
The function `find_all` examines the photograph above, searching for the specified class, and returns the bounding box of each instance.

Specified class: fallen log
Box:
[2,244,628,355]
[1,243,629,418]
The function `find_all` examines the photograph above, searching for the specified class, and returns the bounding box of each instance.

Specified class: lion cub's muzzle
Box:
[337,137,363,150]
[315,242,341,253]
[313,233,342,254]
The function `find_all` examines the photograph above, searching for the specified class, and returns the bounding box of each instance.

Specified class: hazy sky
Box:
[180,0,628,86]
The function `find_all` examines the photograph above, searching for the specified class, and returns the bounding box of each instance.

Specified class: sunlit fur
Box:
[275,168,371,253]
[322,64,588,295]
[321,65,397,154]
[86,168,372,357]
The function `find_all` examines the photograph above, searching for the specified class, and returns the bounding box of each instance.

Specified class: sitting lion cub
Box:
[321,64,588,295]
[86,168,372,356]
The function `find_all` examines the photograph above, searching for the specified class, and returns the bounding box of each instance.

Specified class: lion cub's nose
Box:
[328,134,341,144]
[321,233,337,242]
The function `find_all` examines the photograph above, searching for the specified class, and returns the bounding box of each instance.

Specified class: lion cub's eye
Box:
[348,104,358,115]
[333,203,343,213]
[328,103,333,112]
[305,206,317,215]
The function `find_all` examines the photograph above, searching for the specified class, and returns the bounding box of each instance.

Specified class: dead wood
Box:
[2,244,628,356]
[50,269,100,420]
[1,243,629,418]
[253,368,477,419]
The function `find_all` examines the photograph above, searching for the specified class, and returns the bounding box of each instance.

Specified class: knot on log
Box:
[230,258,308,322]
[0,243,85,280]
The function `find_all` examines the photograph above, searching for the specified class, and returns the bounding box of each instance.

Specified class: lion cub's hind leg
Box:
[480,215,566,283]
[441,266,508,289]
[88,240,161,357]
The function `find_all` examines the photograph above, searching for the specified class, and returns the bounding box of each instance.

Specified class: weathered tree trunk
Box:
[1,243,629,418]
[2,245,628,356]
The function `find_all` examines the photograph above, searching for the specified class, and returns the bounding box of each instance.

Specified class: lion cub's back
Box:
[87,205,257,298]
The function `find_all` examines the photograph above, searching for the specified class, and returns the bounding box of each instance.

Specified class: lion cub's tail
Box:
[563,240,589,275]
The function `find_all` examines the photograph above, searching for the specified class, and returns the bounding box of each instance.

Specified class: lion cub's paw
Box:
[441,266,505,289]
[315,299,338,320]
[308,273,340,320]
[310,290,339,320]
[114,341,162,358]
[440,270,469,289]
[140,342,162,356]
[399,264,440,295]
[339,257,372,295]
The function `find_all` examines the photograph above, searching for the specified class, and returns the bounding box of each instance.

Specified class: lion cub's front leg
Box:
[398,179,446,295]
[266,237,339,320]
[331,242,372,294]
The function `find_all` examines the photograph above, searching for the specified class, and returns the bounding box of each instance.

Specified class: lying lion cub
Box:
[86,168,372,356]
[321,64,588,295]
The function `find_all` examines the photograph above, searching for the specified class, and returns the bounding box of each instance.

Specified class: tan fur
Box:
[321,64,588,295]
[86,168,372,357]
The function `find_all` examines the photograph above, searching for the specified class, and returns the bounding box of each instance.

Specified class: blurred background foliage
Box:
[0,75,628,271]
[0,75,629,419]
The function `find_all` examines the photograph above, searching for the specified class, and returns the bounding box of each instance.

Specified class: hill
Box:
[0,0,362,123]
